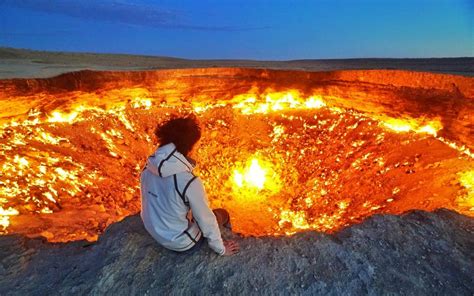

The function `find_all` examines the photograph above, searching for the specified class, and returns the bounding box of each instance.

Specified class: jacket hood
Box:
[146,143,195,177]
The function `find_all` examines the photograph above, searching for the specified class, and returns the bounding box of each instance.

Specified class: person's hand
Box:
[223,240,240,256]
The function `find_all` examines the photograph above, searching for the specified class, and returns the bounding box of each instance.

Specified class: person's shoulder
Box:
[176,172,202,185]
[176,171,196,179]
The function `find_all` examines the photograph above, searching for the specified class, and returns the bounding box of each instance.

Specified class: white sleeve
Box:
[187,178,225,255]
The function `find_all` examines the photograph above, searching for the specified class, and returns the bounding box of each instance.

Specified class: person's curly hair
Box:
[155,116,201,156]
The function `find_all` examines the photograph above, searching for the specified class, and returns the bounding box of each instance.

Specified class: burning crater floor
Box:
[0,68,473,243]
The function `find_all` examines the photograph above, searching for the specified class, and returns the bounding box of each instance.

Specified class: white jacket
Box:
[140,143,225,255]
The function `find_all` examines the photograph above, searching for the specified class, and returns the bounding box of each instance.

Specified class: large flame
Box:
[233,158,267,190]
[231,156,282,202]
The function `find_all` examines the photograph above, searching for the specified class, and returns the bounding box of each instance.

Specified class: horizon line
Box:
[1,46,473,62]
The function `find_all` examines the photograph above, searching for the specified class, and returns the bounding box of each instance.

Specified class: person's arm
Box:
[187,178,225,255]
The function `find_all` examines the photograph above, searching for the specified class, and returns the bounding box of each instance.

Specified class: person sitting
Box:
[140,116,239,256]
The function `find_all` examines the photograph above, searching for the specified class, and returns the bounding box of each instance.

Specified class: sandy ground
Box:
[1,47,473,79]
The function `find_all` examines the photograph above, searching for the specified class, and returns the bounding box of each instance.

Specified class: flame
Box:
[279,210,310,232]
[305,96,327,109]
[131,97,152,109]
[228,91,326,115]
[457,170,474,210]
[48,111,79,123]
[380,118,442,136]
[438,137,474,158]
[0,207,19,231]
[231,156,282,202]
[234,158,267,189]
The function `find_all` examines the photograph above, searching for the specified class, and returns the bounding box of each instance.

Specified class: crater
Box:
[0,68,473,242]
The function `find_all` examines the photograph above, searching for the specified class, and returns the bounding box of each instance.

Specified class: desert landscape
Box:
[0,47,473,294]
[1,47,473,79]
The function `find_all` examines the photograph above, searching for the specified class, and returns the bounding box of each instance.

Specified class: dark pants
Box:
[179,208,230,255]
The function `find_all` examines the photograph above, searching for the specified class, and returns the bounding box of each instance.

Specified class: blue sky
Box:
[0,0,472,59]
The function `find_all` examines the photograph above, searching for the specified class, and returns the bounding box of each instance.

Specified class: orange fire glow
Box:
[0,69,473,241]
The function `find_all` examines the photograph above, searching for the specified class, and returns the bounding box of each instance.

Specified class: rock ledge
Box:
[1,209,473,295]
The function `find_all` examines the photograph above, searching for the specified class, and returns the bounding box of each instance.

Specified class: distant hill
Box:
[0,47,472,79]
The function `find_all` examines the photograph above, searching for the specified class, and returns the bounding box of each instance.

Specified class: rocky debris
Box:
[1,209,473,295]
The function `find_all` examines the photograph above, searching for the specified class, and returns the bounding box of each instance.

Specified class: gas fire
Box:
[0,69,473,241]
[233,158,268,190]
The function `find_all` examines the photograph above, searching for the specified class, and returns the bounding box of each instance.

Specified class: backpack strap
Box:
[172,154,194,172]
[182,226,202,248]
[173,174,186,205]
[173,174,197,207]
[174,174,201,247]
[158,148,177,177]
[182,175,197,203]
[184,230,198,243]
